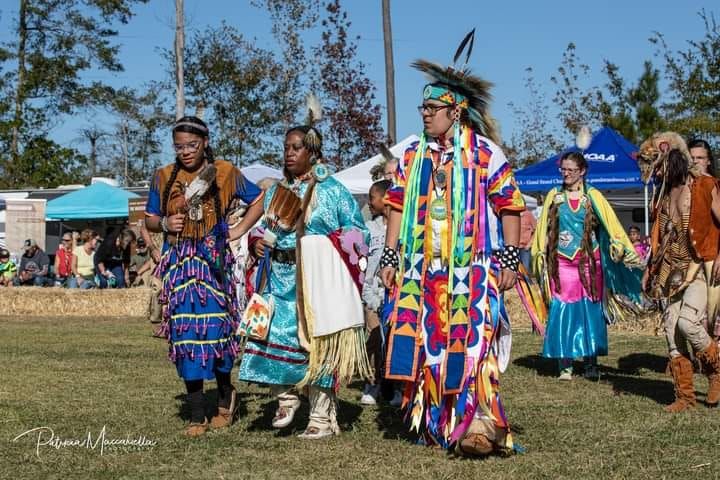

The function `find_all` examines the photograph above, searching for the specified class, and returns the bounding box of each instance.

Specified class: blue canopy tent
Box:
[514,127,649,234]
[46,182,140,220]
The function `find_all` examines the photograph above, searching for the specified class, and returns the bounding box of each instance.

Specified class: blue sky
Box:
[0,1,715,163]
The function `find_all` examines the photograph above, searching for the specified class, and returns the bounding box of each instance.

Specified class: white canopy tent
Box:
[332,135,419,194]
[240,163,283,184]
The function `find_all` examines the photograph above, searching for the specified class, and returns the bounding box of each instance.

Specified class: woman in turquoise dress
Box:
[238,125,370,439]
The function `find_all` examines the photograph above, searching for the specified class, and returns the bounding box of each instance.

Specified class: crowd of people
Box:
[0,226,160,291]
[139,30,525,457]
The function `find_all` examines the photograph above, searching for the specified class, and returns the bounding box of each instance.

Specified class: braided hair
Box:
[162,116,222,221]
[547,151,600,300]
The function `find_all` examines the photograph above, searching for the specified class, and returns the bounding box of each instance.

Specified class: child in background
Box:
[628,225,649,262]
[0,248,16,286]
[360,180,392,405]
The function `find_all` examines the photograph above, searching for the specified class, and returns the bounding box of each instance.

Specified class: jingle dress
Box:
[146,160,263,381]
[238,176,369,389]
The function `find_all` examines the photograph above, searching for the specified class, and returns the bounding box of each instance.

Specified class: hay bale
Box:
[609,311,661,335]
[4,287,153,319]
[505,289,533,331]
[504,288,661,336]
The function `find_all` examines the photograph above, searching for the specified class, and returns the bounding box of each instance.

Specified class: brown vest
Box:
[689,175,720,261]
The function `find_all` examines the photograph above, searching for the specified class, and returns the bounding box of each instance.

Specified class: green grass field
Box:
[2,316,720,479]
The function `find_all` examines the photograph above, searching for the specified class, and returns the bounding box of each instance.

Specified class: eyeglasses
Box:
[62,238,72,242]
[173,141,201,153]
[558,167,581,174]
[417,104,453,116]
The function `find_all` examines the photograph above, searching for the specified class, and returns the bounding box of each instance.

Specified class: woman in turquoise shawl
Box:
[238,125,370,440]
[532,151,643,380]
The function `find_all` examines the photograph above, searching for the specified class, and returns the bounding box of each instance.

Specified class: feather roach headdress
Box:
[412,29,499,143]
[576,126,592,151]
[195,102,206,121]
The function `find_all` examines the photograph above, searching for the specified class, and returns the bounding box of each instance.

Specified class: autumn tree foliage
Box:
[312,0,385,168]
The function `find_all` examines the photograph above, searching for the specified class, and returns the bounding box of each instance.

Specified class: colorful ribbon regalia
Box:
[384,128,525,450]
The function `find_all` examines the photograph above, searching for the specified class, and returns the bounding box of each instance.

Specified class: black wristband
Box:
[379,246,399,270]
[498,245,520,272]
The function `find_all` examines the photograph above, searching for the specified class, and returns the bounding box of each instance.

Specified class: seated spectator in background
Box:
[14,239,50,286]
[519,208,537,272]
[129,237,152,286]
[53,233,75,287]
[69,229,99,289]
[95,227,136,289]
[628,225,649,262]
[0,248,16,286]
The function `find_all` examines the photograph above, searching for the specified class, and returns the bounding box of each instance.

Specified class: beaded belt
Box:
[271,248,296,264]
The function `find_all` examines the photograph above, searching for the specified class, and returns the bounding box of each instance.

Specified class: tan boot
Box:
[210,389,237,429]
[184,419,209,437]
[458,416,503,457]
[664,355,696,413]
[696,341,720,406]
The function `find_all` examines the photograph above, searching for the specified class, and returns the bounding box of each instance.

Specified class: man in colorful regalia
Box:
[637,132,720,412]
[379,30,524,456]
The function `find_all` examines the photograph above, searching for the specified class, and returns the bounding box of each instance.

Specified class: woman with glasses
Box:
[145,116,265,437]
[531,151,643,380]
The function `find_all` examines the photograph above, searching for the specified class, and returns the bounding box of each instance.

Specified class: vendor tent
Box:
[46,182,140,220]
[514,127,642,192]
